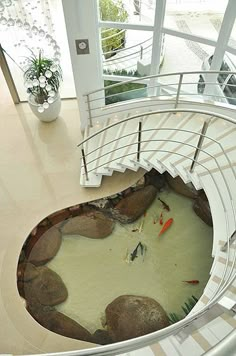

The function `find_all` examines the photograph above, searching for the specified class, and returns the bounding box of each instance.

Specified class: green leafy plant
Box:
[104,79,147,104]
[104,68,146,104]
[168,295,199,324]
[24,50,62,106]
[100,0,128,58]
[103,68,141,77]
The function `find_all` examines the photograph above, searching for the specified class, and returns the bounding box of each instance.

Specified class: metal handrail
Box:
[78,109,236,147]
[103,34,152,57]
[101,28,126,42]
[78,108,236,309]
[103,43,152,64]
[84,70,236,96]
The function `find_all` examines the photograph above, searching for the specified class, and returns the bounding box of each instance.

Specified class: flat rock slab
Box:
[112,185,157,223]
[105,295,169,342]
[193,191,213,227]
[23,266,68,306]
[27,305,94,343]
[61,210,115,238]
[17,262,39,282]
[26,226,62,266]
[165,173,198,199]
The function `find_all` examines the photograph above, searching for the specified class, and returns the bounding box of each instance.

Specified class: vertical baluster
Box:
[137,120,142,162]
[86,94,93,128]
[190,118,211,173]
[175,73,183,109]
[81,147,89,181]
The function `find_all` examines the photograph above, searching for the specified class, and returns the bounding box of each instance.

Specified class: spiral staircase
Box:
[76,71,236,355]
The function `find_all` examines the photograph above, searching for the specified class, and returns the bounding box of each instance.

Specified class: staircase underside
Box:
[78,107,236,355]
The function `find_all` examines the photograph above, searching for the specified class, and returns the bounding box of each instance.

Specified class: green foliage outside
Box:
[100,0,128,58]
[168,295,199,324]
[104,78,147,105]
[104,68,141,77]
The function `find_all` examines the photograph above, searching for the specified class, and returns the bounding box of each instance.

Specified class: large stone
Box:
[24,266,68,306]
[26,226,62,266]
[61,210,114,239]
[105,295,169,342]
[193,191,213,227]
[17,262,39,282]
[165,173,198,199]
[27,304,94,343]
[93,329,113,345]
[112,185,157,223]
[144,169,166,190]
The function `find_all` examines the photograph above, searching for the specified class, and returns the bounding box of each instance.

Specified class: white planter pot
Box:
[28,94,61,122]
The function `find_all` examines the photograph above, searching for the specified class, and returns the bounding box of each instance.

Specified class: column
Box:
[62,0,103,131]
[204,0,236,99]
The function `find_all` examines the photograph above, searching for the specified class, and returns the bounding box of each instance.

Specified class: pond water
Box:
[47,189,213,333]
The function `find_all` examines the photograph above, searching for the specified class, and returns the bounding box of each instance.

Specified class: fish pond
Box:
[47,188,213,333]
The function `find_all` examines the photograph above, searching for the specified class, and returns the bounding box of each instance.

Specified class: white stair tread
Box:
[206,315,234,340]
[80,167,102,187]
[167,335,204,356]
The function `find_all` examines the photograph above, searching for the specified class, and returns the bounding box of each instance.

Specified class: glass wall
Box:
[102,28,153,76]
[164,0,228,42]
[99,0,156,26]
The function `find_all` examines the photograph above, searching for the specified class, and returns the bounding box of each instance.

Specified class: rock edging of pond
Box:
[27,304,94,343]
[61,210,115,238]
[25,226,62,266]
[193,191,213,227]
[21,266,68,306]
[111,185,158,223]
[105,295,170,342]
[165,173,198,199]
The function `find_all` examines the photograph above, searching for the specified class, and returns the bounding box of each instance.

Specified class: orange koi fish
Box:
[159,212,163,225]
[158,218,173,236]
[182,280,199,284]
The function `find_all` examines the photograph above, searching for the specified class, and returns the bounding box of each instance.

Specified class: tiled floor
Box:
[0,69,145,354]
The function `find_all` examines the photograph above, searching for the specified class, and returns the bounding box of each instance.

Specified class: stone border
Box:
[17,169,213,344]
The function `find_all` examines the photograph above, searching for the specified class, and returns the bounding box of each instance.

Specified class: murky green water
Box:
[47,190,213,333]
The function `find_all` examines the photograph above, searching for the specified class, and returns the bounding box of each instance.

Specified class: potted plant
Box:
[24,50,62,122]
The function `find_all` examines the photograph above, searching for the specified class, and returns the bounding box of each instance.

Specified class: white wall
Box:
[62,0,103,131]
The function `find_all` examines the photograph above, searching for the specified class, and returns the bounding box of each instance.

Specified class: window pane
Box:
[164,0,228,42]
[104,80,147,104]
[99,0,156,25]
[160,35,213,94]
[102,28,153,76]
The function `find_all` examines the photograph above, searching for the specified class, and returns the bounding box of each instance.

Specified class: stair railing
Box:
[77,108,236,355]
[137,120,142,162]
[84,70,236,127]
[190,117,211,173]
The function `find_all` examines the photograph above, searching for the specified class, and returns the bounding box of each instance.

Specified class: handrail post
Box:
[140,45,143,60]
[86,94,93,128]
[190,119,210,173]
[175,73,183,109]
[81,147,89,181]
[137,120,142,162]
[221,231,236,252]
